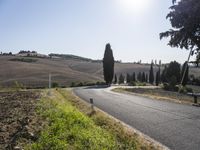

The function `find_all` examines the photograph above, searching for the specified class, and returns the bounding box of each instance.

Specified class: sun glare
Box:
[119,0,151,14]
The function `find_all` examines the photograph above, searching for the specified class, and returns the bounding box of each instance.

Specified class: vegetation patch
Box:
[27,89,143,150]
[9,58,38,63]
[113,88,195,104]
[59,89,162,150]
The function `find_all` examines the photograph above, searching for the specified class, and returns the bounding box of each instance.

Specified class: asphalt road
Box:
[73,86,200,150]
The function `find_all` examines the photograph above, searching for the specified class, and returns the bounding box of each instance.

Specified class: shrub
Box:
[163,83,171,91]
[129,81,136,86]
[186,87,193,93]
[70,82,76,87]
[14,81,25,90]
[179,86,193,94]
[137,82,146,86]
[52,82,59,88]
[77,82,83,87]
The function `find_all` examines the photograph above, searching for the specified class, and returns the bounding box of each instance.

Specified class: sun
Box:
[118,0,151,14]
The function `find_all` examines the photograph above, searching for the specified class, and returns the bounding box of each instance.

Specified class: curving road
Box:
[73,86,200,150]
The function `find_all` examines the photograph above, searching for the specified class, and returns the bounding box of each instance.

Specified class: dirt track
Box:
[0,91,41,150]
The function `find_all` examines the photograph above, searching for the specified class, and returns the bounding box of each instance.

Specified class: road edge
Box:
[72,88,170,150]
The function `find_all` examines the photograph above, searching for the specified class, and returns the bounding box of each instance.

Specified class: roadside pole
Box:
[48,73,52,96]
[49,73,51,89]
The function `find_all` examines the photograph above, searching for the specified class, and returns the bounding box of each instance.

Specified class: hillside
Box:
[0,55,199,88]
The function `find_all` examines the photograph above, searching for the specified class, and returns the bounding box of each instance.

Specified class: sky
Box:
[0,0,193,63]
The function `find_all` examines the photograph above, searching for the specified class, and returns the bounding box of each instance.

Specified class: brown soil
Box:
[0,91,42,150]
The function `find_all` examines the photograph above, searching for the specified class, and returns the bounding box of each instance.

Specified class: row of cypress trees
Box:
[103,43,189,87]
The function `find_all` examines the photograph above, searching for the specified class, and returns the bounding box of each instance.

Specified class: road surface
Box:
[73,86,200,150]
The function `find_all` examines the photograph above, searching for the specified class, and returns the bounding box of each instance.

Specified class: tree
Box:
[114,74,117,84]
[142,72,146,82]
[159,60,162,66]
[119,74,124,84]
[132,72,136,82]
[137,72,142,82]
[195,52,200,67]
[181,61,189,86]
[149,63,154,84]
[126,73,131,83]
[160,0,200,54]
[165,61,181,84]
[103,43,114,84]
[145,74,148,83]
[156,67,161,86]
[161,66,167,83]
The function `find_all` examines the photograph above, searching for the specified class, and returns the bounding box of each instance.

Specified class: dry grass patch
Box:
[113,88,196,104]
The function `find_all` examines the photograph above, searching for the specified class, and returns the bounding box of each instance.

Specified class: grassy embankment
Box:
[113,87,200,104]
[26,88,160,150]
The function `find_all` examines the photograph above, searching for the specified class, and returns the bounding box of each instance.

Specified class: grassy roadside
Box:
[26,88,161,150]
[112,88,195,104]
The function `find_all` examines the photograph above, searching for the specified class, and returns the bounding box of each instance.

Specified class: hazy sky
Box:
[0,0,193,63]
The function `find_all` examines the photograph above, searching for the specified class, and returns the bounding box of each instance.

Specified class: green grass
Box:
[25,89,161,150]
[26,90,140,150]
[58,89,157,150]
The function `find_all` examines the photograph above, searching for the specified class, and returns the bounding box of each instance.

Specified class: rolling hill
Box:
[0,55,199,88]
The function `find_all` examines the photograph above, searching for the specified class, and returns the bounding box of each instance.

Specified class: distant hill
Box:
[49,53,93,62]
[0,55,199,88]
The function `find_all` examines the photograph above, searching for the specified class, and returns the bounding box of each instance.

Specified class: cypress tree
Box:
[156,71,159,86]
[132,72,136,82]
[137,72,142,82]
[161,65,167,83]
[145,74,148,83]
[103,43,114,85]
[149,63,154,84]
[142,72,146,82]
[156,67,161,86]
[119,74,124,84]
[114,74,117,84]
[126,73,131,83]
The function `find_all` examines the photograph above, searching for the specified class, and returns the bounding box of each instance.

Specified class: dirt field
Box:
[0,90,42,150]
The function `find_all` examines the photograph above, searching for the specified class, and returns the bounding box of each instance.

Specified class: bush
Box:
[14,81,25,90]
[179,86,193,94]
[186,87,193,93]
[70,82,76,87]
[137,82,146,86]
[163,83,171,91]
[52,82,59,88]
[129,81,136,86]
[77,82,83,87]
